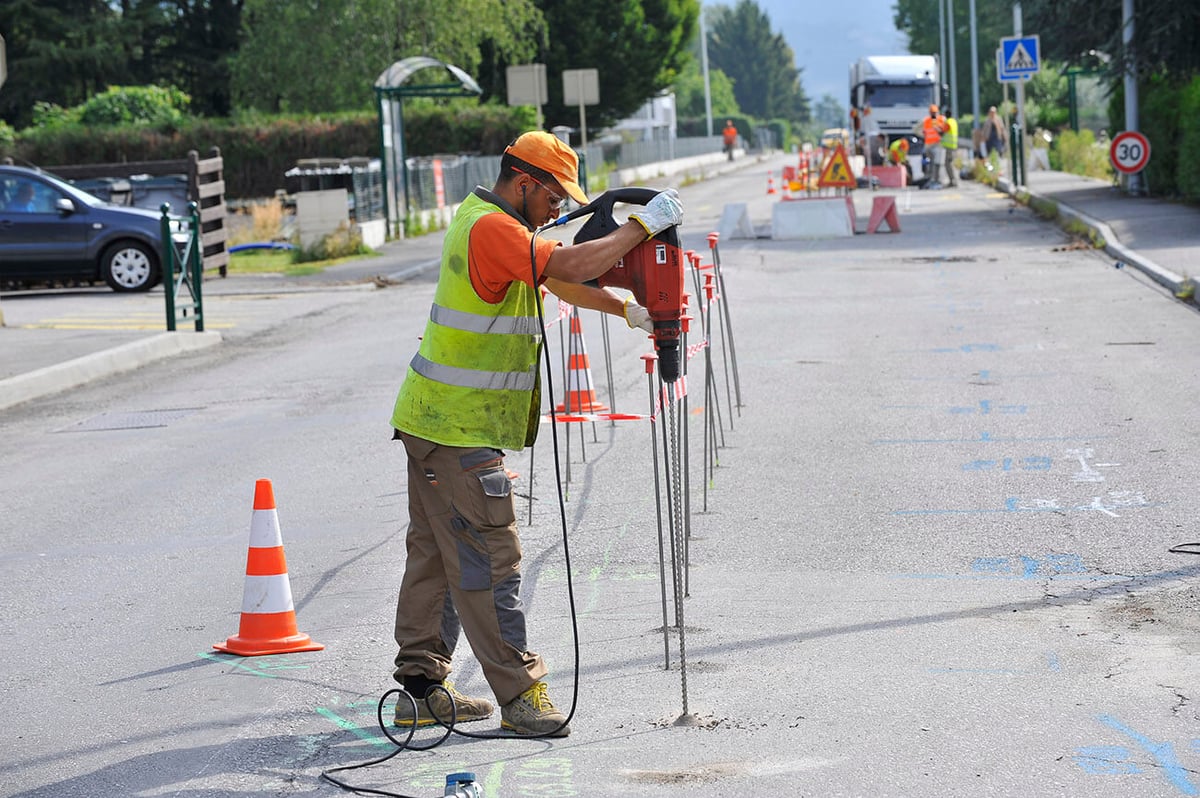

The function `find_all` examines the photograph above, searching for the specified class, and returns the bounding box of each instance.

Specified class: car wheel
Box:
[102,240,159,292]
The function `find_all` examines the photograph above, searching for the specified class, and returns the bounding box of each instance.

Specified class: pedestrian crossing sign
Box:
[999,35,1040,80]
[818,143,856,189]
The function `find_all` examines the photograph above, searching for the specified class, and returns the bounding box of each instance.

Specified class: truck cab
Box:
[849,55,940,152]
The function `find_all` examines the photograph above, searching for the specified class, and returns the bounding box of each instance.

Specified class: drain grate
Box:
[60,407,202,432]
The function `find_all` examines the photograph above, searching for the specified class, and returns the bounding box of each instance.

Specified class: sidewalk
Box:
[1002,169,1199,297]
[2,162,1195,413]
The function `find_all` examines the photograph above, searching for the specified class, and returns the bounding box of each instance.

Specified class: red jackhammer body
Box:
[571,188,685,383]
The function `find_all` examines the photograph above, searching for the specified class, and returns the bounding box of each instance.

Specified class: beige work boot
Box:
[393,681,494,728]
[500,680,570,737]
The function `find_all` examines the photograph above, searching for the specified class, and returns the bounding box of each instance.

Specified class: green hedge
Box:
[6,104,534,198]
[1107,74,1200,199]
[1177,76,1200,202]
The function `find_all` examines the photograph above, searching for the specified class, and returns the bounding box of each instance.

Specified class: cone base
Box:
[213,632,324,657]
[556,393,609,413]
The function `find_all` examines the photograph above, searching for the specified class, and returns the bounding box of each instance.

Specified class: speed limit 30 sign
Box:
[1110,130,1151,174]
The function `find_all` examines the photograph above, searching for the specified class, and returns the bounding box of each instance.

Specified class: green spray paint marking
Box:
[198,650,311,678]
[314,706,390,748]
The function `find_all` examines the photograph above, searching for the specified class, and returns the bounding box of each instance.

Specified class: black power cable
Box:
[320,218,583,796]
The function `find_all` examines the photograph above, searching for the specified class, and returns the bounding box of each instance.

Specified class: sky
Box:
[750,0,910,106]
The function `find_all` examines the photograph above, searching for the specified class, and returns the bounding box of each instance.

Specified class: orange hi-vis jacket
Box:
[923,115,943,147]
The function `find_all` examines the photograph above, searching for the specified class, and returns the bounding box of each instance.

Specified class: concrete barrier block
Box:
[771,197,853,239]
[718,203,756,240]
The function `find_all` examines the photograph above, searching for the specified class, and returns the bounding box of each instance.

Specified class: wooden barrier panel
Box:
[189,148,228,276]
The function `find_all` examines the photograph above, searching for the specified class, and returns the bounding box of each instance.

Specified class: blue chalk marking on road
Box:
[962,456,1052,471]
[896,494,1156,516]
[930,343,1002,353]
[1046,651,1062,672]
[882,400,1030,415]
[899,553,1108,581]
[1095,715,1198,795]
[972,553,1087,578]
[872,430,1108,445]
[1074,745,1144,775]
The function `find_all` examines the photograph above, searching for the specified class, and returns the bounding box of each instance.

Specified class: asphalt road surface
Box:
[3,156,1199,797]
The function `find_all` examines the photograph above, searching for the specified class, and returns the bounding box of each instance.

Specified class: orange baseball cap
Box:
[505,131,588,206]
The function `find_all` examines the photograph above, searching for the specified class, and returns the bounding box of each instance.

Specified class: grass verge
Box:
[227,249,377,277]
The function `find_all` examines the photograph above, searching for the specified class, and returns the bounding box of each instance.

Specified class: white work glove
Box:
[623,295,654,333]
[629,188,683,238]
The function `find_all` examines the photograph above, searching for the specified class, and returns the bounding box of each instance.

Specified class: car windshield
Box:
[0,170,108,211]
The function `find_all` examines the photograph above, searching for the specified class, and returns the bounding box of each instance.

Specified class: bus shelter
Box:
[375,56,481,237]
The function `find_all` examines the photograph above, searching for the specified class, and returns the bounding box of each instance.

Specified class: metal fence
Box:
[401,131,778,213]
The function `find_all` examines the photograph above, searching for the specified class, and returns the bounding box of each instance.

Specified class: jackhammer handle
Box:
[553,187,657,227]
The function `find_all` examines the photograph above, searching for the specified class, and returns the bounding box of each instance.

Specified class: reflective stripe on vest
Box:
[410,352,537,392]
[429,303,542,336]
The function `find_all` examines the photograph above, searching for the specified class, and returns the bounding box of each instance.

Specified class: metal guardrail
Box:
[160,202,204,332]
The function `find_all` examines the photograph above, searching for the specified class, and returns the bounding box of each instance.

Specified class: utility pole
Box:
[700,10,713,138]
[938,0,947,107]
[948,0,959,119]
[969,0,980,130]
[1013,3,1026,134]
[1123,0,1142,195]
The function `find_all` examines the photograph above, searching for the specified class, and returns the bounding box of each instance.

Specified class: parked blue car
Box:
[0,164,171,292]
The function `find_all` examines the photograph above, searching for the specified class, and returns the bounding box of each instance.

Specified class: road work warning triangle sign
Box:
[818,143,856,188]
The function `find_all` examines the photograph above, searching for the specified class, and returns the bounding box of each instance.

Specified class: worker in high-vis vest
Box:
[940,113,959,186]
[388,131,682,738]
[922,104,947,188]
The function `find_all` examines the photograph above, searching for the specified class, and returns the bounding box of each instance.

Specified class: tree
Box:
[893,0,1012,119]
[674,58,739,119]
[513,0,698,133]
[1022,0,1200,80]
[231,0,546,113]
[895,0,1200,123]
[705,0,809,125]
[0,0,129,128]
[811,93,846,130]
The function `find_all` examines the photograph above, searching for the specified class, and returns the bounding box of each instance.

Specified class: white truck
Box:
[849,54,940,150]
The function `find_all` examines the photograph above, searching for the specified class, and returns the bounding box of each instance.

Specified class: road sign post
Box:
[506,64,548,129]
[561,68,599,151]
[1110,131,1151,193]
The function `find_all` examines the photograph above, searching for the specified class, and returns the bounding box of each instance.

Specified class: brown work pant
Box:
[392,431,546,706]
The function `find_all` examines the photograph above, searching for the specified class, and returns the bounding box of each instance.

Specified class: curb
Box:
[998,177,1191,297]
[0,330,223,412]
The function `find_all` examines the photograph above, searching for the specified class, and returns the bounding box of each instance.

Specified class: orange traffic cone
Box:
[556,310,609,413]
[780,178,793,201]
[214,479,323,656]
[766,170,777,195]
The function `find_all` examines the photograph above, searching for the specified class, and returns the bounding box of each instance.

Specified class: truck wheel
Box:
[102,240,159,292]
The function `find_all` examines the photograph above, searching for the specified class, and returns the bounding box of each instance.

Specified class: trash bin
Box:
[71,177,133,206]
[128,174,188,212]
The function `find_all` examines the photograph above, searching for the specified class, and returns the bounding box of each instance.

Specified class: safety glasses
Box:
[513,167,565,210]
